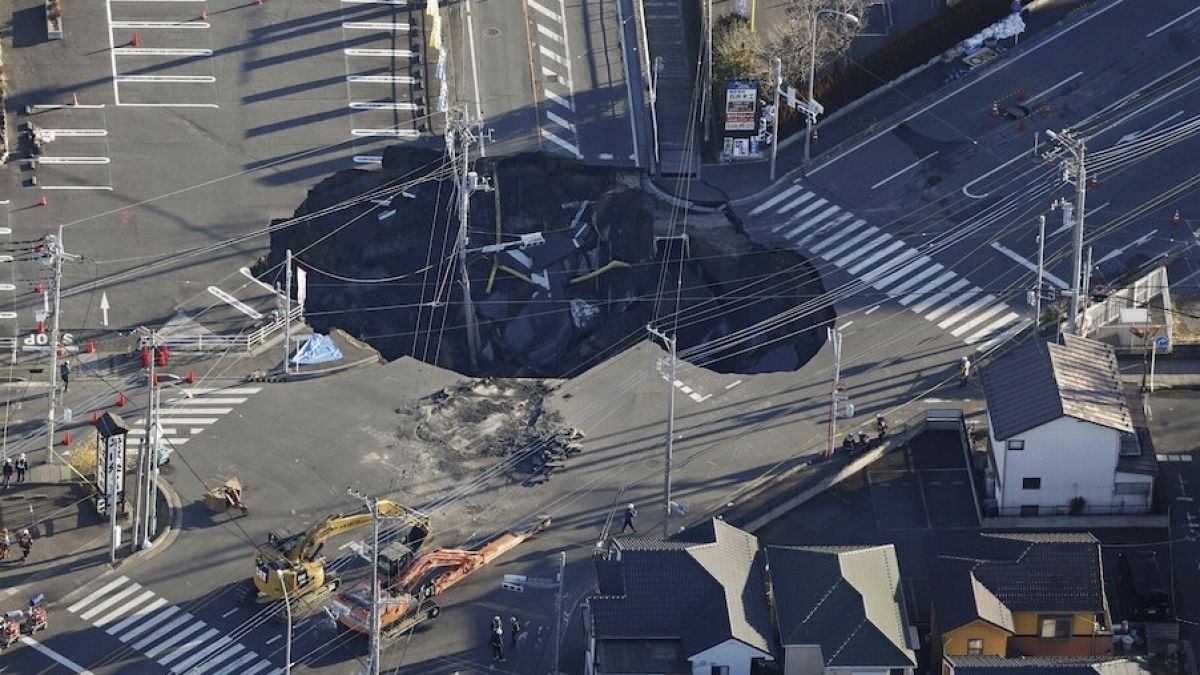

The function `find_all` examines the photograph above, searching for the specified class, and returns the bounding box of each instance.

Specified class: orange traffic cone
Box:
[1172,210,1182,225]
[85,340,95,354]
[130,32,141,47]
[61,431,72,445]
[35,320,44,334]
[151,372,159,386]
[199,8,208,20]
[71,92,79,106]
[117,392,127,407]
[1089,176,1099,189]
[990,101,1000,117]
[37,195,48,207]
[91,410,100,424]
[186,369,195,384]
[33,283,44,294]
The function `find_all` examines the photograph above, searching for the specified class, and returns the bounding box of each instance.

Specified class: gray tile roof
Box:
[932,532,1106,632]
[982,335,1133,440]
[590,519,774,656]
[595,639,690,674]
[946,655,1150,675]
[766,544,916,668]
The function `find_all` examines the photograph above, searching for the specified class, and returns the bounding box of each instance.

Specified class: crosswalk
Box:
[746,181,1032,351]
[527,0,583,159]
[126,387,262,451]
[67,575,280,674]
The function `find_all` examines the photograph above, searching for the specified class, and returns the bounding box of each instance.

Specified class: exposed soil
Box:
[262,148,832,376]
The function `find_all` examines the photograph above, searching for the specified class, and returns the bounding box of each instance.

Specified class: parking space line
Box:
[110,20,209,28]
[348,75,416,84]
[116,103,220,108]
[341,0,408,4]
[31,103,106,110]
[116,75,216,83]
[353,155,383,164]
[34,157,111,164]
[352,129,421,138]
[39,128,107,137]
[115,47,213,56]
[349,102,421,111]
[105,0,120,104]
[40,185,115,191]
[344,48,414,57]
[343,22,411,31]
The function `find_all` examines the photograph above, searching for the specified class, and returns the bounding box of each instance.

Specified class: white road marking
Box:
[864,305,880,314]
[539,44,567,66]
[777,194,822,216]
[348,75,416,84]
[543,89,574,111]
[537,23,564,43]
[545,110,576,132]
[116,75,216,83]
[34,156,111,164]
[343,21,411,31]
[905,274,966,311]
[951,304,1007,337]
[807,218,866,253]
[352,129,421,137]
[870,151,938,190]
[115,102,220,108]
[239,662,271,675]
[19,637,95,675]
[37,128,107,137]
[105,598,168,635]
[0,284,15,291]
[527,0,560,22]
[130,612,192,651]
[783,205,840,238]
[1024,71,1083,106]
[966,311,1022,344]
[162,397,248,405]
[540,128,582,157]
[170,635,233,672]
[158,627,218,666]
[211,652,259,675]
[935,292,993,328]
[240,267,281,296]
[341,0,408,4]
[818,226,879,259]
[839,321,854,329]
[377,209,397,220]
[750,183,804,216]
[69,577,130,613]
[344,48,414,57]
[350,101,421,111]
[795,212,855,247]
[847,240,907,275]
[354,155,383,164]
[975,317,1032,352]
[39,185,115,190]
[94,590,155,627]
[181,387,262,395]
[1095,229,1157,266]
[81,583,143,620]
[990,241,1069,287]
[105,0,120,105]
[0,313,15,320]
[872,256,932,291]
[134,417,219,424]
[1147,5,1200,37]
[923,286,979,321]
[110,20,209,28]
[30,103,106,109]
[115,47,213,56]
[207,286,262,319]
[193,644,246,673]
[157,408,234,415]
[725,380,742,389]
[1118,111,1186,144]
[142,619,205,657]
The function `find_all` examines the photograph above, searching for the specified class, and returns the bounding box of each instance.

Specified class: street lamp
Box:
[277,570,293,674]
[804,9,859,162]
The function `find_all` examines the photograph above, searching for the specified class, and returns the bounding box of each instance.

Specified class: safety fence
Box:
[137,304,302,353]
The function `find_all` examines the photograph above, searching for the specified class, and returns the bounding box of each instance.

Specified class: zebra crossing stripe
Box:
[847,240,907,275]
[114,604,178,641]
[159,407,234,415]
[975,317,1032,351]
[937,293,997,329]
[132,612,194,652]
[784,205,841,239]
[190,643,245,673]
[887,263,944,297]
[239,661,272,675]
[905,273,965,310]
[181,387,262,396]
[94,590,155,627]
[862,249,919,286]
[926,288,982,322]
[211,652,260,675]
[527,0,560,22]
[795,212,854,247]
[170,635,233,673]
[158,627,219,666]
[951,303,1008,337]
[536,22,564,43]
[69,577,130,613]
[870,255,930,290]
[750,183,804,216]
[105,597,168,634]
[808,219,866,254]
[817,226,878,259]
[80,583,143,621]
[143,620,206,658]
[966,311,1022,345]
[779,195,825,217]
[834,233,892,265]
[771,193,820,232]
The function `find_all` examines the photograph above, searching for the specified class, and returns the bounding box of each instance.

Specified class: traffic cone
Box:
[152,372,159,386]
[199,8,208,20]
[186,369,195,384]
[1089,176,1100,189]
[117,392,127,407]
[85,340,95,354]
[56,346,65,356]
[1016,88,1029,102]
[130,32,141,47]
[141,346,151,368]
[37,195,48,207]
[990,101,1000,117]
[71,92,79,106]
[91,410,100,424]
[33,283,44,294]
[61,431,71,445]
[35,319,44,334]
[1040,105,1052,118]
[1172,210,1182,225]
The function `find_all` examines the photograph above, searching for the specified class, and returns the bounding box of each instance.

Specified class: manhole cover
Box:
[484,26,501,37]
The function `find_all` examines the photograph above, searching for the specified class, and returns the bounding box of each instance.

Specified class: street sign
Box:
[784,86,798,109]
[295,267,307,308]
[96,412,129,515]
[1155,336,1169,349]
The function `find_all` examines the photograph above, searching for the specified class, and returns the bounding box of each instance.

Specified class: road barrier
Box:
[137,304,302,353]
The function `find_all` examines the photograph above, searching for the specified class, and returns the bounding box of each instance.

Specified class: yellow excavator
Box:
[251,500,431,616]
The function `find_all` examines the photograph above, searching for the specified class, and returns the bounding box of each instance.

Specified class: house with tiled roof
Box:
[931,533,1112,675]
[584,518,775,675]
[765,544,917,675]
[944,655,1150,675]
[980,334,1155,516]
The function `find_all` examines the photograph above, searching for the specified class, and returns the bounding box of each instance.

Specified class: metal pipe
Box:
[277,570,293,674]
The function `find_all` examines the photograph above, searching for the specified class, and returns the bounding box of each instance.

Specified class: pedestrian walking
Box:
[959,356,971,387]
[14,454,27,484]
[509,616,521,648]
[2,459,12,490]
[621,503,637,534]
[0,528,10,560]
[17,530,32,562]
[60,360,70,393]
[490,627,506,662]
[491,615,502,636]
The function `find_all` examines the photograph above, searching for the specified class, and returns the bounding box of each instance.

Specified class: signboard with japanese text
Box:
[724,80,759,133]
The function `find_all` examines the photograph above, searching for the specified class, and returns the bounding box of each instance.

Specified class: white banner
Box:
[296,267,308,308]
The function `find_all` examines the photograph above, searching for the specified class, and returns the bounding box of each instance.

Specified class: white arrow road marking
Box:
[990,242,1069,288]
[19,637,96,674]
[1095,229,1158,266]
[1118,111,1185,144]
[100,291,110,326]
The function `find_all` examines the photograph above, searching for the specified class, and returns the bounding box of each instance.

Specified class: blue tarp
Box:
[291,334,343,365]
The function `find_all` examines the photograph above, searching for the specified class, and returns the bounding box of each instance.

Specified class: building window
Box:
[1039,615,1073,638]
[967,638,984,655]
[711,667,730,675]
[1007,439,1025,451]
[1020,505,1039,516]
[1022,477,1041,489]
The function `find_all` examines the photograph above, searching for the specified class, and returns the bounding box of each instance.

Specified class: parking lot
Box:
[868,428,980,531]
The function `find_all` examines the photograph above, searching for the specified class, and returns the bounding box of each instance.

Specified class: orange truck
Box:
[331,515,551,639]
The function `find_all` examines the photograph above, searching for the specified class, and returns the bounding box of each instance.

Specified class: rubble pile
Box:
[264,149,830,375]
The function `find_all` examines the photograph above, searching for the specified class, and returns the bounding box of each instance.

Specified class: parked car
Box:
[1119,550,1171,620]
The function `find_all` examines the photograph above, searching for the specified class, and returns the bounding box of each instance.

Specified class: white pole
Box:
[46,227,65,464]
[108,432,118,563]
[277,570,293,674]
[147,381,160,537]
[825,327,843,458]
[553,551,565,674]
[1034,215,1045,332]
[650,57,663,176]
[769,58,782,181]
[369,497,381,675]
[1150,340,1158,392]
[804,18,818,163]
[646,325,675,538]
[284,249,292,374]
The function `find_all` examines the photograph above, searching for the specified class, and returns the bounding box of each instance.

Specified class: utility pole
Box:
[349,489,382,675]
[277,570,293,674]
[1033,215,1045,333]
[132,333,157,553]
[1046,130,1087,334]
[447,108,488,366]
[284,249,292,374]
[824,326,843,458]
[646,324,676,539]
[769,57,782,181]
[703,0,712,144]
[553,551,565,675]
[44,227,78,464]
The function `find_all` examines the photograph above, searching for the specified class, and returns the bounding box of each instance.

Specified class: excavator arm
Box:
[282,500,430,562]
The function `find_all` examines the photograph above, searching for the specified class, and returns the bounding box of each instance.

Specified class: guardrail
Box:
[138,304,303,352]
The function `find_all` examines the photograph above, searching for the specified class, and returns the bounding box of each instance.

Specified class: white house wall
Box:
[690,639,772,675]
[993,416,1120,511]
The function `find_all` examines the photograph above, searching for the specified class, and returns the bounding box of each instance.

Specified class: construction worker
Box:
[490,625,506,662]
[14,454,27,484]
[510,616,521,648]
[60,359,70,393]
[621,503,637,534]
[959,356,971,387]
[2,459,12,490]
[0,528,9,560]
[17,530,32,562]
[491,615,502,636]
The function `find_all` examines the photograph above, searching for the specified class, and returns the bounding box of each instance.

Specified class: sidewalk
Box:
[659,0,1101,204]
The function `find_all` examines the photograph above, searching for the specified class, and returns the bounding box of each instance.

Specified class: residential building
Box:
[765,544,917,675]
[584,518,775,675]
[980,334,1155,516]
[931,532,1112,675]
[944,655,1150,675]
